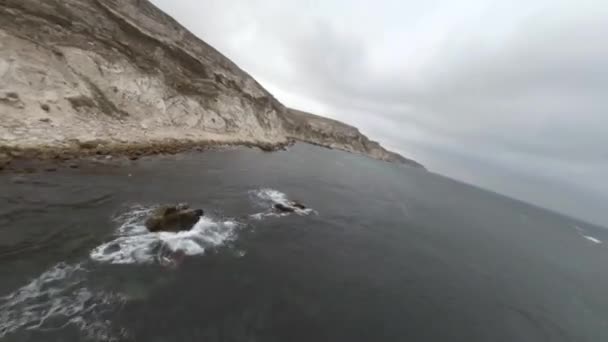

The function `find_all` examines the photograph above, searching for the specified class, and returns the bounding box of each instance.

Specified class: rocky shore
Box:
[0,0,424,171]
[0,138,294,172]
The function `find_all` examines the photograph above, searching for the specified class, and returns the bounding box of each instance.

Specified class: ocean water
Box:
[0,143,607,342]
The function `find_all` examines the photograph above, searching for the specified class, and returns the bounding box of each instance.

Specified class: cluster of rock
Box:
[146,200,307,233]
[0,138,292,172]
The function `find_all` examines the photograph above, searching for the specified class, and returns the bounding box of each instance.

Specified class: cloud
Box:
[151,0,608,226]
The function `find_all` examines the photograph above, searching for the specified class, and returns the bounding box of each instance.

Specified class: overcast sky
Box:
[151,0,608,227]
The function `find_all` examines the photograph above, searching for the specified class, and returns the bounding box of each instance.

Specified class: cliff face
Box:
[0,0,423,168]
[283,110,424,166]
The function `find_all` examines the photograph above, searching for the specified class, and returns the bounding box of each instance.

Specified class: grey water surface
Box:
[1,144,607,342]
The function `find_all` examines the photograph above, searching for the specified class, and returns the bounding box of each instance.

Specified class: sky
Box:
[151,0,608,227]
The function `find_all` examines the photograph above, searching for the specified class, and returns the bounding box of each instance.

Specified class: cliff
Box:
[0,0,423,169]
[283,109,423,167]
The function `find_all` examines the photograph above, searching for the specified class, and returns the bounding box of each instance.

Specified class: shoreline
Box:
[0,0,424,172]
[0,138,294,173]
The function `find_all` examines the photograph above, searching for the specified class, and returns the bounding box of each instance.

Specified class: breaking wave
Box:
[90,205,240,265]
[0,205,240,341]
[582,235,602,244]
[0,262,126,341]
[251,188,292,206]
[574,226,603,245]
[1,190,310,340]
[249,188,316,219]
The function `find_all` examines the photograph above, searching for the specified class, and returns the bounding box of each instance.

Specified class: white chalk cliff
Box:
[0,0,423,168]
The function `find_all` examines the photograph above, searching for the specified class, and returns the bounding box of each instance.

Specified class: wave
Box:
[1,190,310,340]
[0,205,240,340]
[0,262,125,341]
[249,188,316,219]
[90,206,240,265]
[574,226,603,245]
[251,188,292,206]
[582,235,602,244]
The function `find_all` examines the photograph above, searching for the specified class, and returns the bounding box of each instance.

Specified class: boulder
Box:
[291,201,307,210]
[273,201,307,213]
[274,203,295,213]
[145,204,204,232]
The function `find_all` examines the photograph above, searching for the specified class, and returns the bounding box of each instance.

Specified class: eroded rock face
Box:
[282,109,425,167]
[145,204,204,233]
[0,0,287,148]
[0,0,423,168]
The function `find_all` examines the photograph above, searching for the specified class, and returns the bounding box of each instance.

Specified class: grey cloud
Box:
[151,0,608,226]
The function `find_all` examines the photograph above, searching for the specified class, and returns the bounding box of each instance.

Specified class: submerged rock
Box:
[274,201,307,213]
[292,201,307,210]
[145,204,204,233]
[274,203,295,213]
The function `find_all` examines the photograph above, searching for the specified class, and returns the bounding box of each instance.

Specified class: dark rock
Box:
[258,143,275,152]
[145,204,204,233]
[292,201,307,210]
[274,203,295,213]
[44,167,58,172]
[40,104,51,112]
[0,92,22,107]
[68,163,79,169]
[274,201,307,213]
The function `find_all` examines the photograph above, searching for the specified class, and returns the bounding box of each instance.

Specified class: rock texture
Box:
[145,204,203,233]
[0,0,423,168]
[283,109,424,167]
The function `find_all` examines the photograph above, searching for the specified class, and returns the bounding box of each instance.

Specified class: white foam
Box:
[583,235,602,244]
[0,263,125,340]
[249,212,289,220]
[1,196,310,339]
[251,188,291,206]
[249,188,317,218]
[90,207,240,265]
[573,226,603,245]
[0,206,241,340]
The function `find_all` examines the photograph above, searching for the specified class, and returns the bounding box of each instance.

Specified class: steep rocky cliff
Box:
[0,0,423,168]
[283,109,423,167]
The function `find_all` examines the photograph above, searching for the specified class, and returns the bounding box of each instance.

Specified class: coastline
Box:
[0,138,295,173]
[0,0,423,171]
[0,137,428,173]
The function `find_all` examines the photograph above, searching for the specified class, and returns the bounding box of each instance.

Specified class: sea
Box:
[0,143,607,341]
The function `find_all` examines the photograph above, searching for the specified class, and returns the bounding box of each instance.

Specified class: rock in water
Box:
[291,201,307,210]
[145,205,204,233]
[273,201,307,213]
[274,203,296,213]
